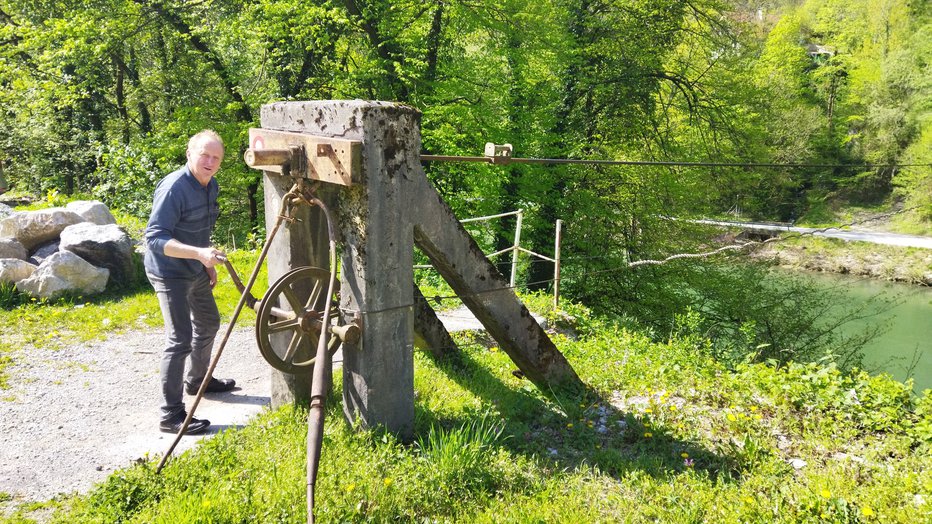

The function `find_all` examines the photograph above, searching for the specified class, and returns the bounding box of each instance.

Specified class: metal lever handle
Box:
[244,148,293,168]
[331,323,361,345]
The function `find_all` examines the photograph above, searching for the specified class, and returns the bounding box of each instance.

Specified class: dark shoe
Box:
[159,413,210,435]
[185,377,236,395]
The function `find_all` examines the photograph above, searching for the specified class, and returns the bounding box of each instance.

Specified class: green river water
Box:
[805,272,932,394]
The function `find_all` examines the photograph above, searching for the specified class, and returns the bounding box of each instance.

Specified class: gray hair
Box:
[187,130,224,151]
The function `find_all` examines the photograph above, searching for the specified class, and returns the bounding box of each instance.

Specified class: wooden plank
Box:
[247,128,362,186]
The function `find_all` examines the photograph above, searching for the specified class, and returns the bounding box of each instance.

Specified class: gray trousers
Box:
[147,271,220,421]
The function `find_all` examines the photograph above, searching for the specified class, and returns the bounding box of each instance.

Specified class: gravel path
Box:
[0,307,481,517]
[0,325,271,510]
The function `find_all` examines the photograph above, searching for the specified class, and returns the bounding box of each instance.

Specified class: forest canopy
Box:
[1,0,929,363]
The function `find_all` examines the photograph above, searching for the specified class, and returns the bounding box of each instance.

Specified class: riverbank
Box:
[751,236,932,286]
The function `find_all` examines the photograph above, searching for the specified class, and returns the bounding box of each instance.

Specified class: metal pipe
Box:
[509,210,522,289]
[459,209,522,223]
[553,219,562,312]
[303,192,338,524]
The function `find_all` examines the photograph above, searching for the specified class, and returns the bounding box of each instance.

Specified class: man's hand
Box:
[207,266,218,288]
[163,239,226,272]
[196,246,226,269]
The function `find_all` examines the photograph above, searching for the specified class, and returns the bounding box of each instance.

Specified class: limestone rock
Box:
[0,258,36,283]
[0,237,27,260]
[16,251,109,299]
[0,208,84,250]
[60,223,135,286]
[65,201,116,226]
[27,240,60,266]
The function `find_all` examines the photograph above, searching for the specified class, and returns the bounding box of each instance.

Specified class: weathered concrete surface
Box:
[410,173,582,392]
[255,100,581,439]
[259,107,339,408]
[260,101,416,439]
[413,285,459,359]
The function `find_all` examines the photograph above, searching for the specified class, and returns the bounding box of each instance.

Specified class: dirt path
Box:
[0,326,271,511]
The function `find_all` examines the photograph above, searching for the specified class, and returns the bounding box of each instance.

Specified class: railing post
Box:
[510,209,523,288]
[553,219,562,311]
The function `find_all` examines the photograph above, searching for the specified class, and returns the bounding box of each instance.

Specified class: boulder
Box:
[60,223,135,286]
[65,200,116,226]
[16,251,109,299]
[27,239,60,266]
[0,208,84,251]
[0,237,27,260]
[0,258,36,284]
[0,203,14,220]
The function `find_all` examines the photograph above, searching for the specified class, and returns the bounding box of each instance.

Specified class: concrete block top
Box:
[261,100,421,141]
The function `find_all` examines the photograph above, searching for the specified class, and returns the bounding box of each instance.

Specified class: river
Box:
[803,271,932,394]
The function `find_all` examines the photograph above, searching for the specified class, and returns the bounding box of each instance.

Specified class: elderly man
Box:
[144,130,236,435]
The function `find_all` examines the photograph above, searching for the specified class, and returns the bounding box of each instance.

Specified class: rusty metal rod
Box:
[303,191,338,524]
[156,184,302,473]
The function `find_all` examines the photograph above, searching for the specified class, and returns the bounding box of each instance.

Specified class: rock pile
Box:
[0,201,136,299]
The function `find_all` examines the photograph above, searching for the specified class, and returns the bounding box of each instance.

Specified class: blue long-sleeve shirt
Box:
[144,165,220,279]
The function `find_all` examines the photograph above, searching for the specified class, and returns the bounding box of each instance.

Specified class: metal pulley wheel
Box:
[256,266,341,374]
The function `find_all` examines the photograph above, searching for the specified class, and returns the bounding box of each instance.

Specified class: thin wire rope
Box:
[420,154,932,170]
[407,206,921,306]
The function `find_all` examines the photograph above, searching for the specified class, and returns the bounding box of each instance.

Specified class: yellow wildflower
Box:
[681,452,689,459]
[383,478,393,487]
[862,506,875,517]
[820,489,831,499]
[644,432,653,438]
[727,413,737,422]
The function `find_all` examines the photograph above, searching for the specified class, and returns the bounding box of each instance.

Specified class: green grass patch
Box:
[3,305,928,523]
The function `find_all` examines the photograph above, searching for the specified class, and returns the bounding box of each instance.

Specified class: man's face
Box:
[187,138,225,182]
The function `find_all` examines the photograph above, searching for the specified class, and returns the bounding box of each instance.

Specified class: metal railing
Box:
[415,209,564,309]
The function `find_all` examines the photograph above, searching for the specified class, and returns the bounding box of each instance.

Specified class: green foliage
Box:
[7,300,929,523]
[415,411,508,508]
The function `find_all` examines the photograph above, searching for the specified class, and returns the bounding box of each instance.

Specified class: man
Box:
[144,130,236,435]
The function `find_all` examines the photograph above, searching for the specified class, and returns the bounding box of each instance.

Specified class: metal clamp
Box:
[244,128,361,186]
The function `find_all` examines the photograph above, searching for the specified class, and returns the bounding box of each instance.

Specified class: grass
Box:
[1,298,929,523]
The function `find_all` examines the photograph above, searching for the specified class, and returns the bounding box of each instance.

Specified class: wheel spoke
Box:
[306,279,324,310]
[282,286,303,313]
[267,317,300,334]
[281,330,305,363]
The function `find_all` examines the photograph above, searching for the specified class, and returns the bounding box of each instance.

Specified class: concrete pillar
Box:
[260,111,337,408]
[260,100,416,438]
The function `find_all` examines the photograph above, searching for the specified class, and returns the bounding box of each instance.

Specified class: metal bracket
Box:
[244,128,362,186]
[484,142,513,164]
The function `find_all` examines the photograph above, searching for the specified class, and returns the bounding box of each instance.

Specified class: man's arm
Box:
[163,239,224,268]
[163,239,225,286]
